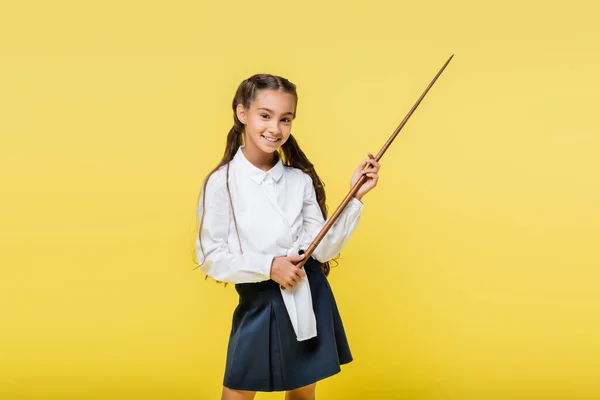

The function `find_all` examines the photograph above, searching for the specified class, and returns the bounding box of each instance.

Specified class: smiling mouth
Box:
[261,135,281,143]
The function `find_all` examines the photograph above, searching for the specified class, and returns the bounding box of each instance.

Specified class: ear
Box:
[236,103,247,125]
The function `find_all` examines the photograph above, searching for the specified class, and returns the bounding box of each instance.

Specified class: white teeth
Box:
[262,135,279,142]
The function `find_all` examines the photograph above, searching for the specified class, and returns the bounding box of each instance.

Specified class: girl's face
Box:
[236,89,296,155]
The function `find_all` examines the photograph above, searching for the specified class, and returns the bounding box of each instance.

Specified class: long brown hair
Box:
[193,73,337,279]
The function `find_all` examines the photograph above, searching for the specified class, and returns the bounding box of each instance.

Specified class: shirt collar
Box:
[233,146,285,184]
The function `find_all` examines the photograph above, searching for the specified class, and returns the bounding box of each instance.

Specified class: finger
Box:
[360,160,374,172]
[291,272,302,283]
[367,159,380,168]
[296,268,307,278]
[286,273,296,284]
[285,276,296,287]
[362,167,378,174]
[362,157,379,167]
[367,173,379,181]
[365,159,380,169]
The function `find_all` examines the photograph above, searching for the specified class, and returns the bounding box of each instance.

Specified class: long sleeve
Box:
[196,172,274,283]
[298,173,363,263]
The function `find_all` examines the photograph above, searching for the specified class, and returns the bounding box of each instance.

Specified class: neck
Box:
[241,145,279,172]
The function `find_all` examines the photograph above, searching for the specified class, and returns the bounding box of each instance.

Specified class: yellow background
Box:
[1,0,599,399]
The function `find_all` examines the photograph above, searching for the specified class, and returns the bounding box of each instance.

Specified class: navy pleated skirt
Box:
[223,256,353,392]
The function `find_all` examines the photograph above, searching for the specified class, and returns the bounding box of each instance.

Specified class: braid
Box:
[191,123,243,276]
[193,78,249,273]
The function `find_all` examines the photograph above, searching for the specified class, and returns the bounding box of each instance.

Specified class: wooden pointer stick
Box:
[295,54,454,270]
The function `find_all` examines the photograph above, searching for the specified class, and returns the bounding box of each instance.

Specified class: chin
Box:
[257,144,280,153]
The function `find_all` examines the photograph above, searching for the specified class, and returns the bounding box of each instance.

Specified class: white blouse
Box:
[196,145,363,340]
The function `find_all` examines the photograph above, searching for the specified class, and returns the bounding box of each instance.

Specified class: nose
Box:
[268,120,281,135]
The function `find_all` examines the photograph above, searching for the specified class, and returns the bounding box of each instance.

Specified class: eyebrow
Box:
[257,107,294,116]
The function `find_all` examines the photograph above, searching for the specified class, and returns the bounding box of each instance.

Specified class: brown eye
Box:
[260,113,269,119]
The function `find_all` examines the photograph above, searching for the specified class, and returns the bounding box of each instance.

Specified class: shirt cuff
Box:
[349,196,364,209]
[259,254,274,279]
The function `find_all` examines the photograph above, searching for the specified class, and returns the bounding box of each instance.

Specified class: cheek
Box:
[281,131,292,145]
[250,119,268,133]
[281,123,292,133]
[244,121,260,135]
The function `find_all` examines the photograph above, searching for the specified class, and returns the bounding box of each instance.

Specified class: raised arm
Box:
[298,173,363,263]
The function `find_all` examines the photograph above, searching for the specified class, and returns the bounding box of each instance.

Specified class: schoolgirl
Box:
[195,74,381,400]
